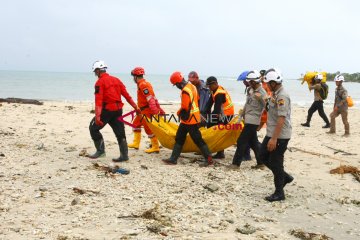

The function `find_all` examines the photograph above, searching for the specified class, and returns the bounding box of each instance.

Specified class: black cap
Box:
[206,76,218,85]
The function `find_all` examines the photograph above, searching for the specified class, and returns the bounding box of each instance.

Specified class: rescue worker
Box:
[301,73,330,128]
[204,76,235,159]
[88,60,139,162]
[327,75,350,135]
[229,70,268,170]
[162,72,213,166]
[188,71,211,123]
[259,68,294,202]
[127,67,165,153]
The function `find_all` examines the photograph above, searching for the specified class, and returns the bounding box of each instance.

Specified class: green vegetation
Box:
[326,72,360,82]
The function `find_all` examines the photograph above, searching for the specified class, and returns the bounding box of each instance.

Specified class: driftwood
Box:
[330,165,360,183]
[323,145,357,156]
[0,98,43,105]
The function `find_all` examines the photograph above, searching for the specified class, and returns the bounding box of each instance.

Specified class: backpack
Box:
[319,83,329,100]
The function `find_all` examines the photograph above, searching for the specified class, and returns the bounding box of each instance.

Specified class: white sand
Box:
[0,101,359,240]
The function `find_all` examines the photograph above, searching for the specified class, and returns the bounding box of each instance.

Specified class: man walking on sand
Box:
[88,60,140,162]
[327,75,350,136]
[259,68,294,202]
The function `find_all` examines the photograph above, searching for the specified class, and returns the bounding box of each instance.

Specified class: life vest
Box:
[212,86,234,116]
[181,83,200,125]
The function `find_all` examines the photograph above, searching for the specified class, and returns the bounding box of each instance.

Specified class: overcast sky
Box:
[1,0,359,78]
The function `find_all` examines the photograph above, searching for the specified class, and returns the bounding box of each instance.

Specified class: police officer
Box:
[327,75,350,135]
[301,73,330,128]
[127,67,165,153]
[162,72,213,166]
[88,60,139,162]
[229,70,268,169]
[204,76,235,159]
[260,68,294,202]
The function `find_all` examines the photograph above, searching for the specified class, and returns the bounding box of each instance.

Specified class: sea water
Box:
[0,70,359,107]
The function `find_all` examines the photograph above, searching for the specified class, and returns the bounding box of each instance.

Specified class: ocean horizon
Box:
[0,70,359,108]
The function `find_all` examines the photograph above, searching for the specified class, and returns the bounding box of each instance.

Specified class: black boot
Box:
[162,143,182,165]
[265,191,285,202]
[112,138,129,162]
[301,122,310,127]
[283,173,294,187]
[322,123,330,128]
[88,139,105,159]
[198,144,214,167]
[212,150,225,159]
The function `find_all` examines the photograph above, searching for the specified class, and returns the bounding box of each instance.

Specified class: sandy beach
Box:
[0,101,359,240]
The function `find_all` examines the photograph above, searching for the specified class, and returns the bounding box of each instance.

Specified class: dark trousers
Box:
[175,123,207,150]
[259,136,291,194]
[232,124,261,166]
[306,100,330,124]
[89,109,126,143]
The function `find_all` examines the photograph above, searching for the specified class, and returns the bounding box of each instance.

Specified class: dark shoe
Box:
[265,192,285,202]
[322,123,330,128]
[212,151,225,159]
[88,139,105,159]
[301,123,310,127]
[88,151,105,159]
[251,164,265,170]
[112,138,129,162]
[283,175,294,187]
[162,159,177,165]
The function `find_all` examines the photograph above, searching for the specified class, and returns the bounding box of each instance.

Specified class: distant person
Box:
[229,70,268,170]
[127,67,165,153]
[188,71,211,123]
[327,75,350,135]
[204,76,235,159]
[88,60,139,162]
[301,73,330,128]
[162,72,213,166]
[260,68,293,202]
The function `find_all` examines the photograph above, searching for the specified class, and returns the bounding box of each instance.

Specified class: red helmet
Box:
[131,67,145,76]
[170,71,184,85]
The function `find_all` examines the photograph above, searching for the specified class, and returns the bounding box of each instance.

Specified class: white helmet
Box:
[334,75,345,82]
[92,60,107,72]
[264,68,283,83]
[314,73,323,81]
[246,70,261,83]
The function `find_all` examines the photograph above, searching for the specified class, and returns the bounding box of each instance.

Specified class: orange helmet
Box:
[131,67,145,76]
[170,71,184,85]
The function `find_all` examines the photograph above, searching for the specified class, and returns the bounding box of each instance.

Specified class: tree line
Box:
[326,72,360,82]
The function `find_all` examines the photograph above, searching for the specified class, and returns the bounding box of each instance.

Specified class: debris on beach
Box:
[235,223,257,235]
[204,183,219,192]
[72,187,100,195]
[78,149,88,157]
[92,163,130,176]
[289,229,333,240]
[330,165,360,182]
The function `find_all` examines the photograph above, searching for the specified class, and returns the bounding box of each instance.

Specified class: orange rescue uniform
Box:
[132,79,164,136]
[177,83,201,125]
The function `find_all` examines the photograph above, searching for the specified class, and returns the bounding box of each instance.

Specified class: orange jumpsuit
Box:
[132,79,164,136]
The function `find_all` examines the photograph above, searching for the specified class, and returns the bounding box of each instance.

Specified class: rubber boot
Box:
[198,144,214,167]
[112,138,129,162]
[213,150,225,159]
[128,131,141,149]
[144,137,160,154]
[162,143,182,165]
[88,139,105,159]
